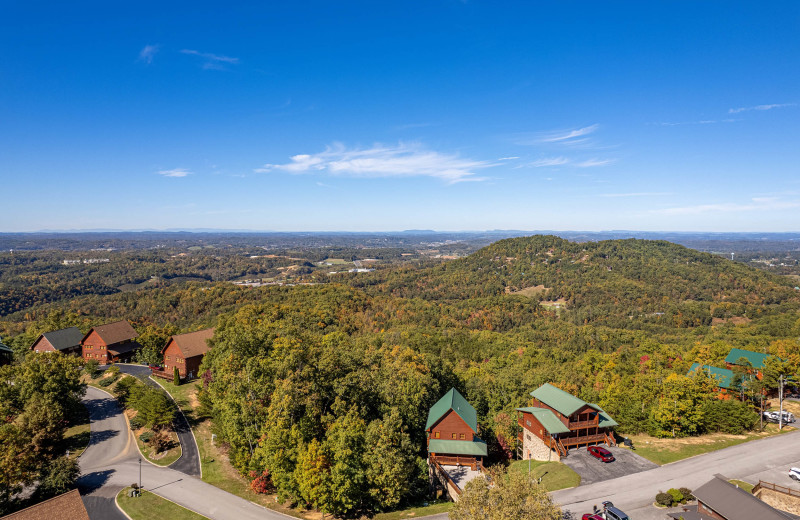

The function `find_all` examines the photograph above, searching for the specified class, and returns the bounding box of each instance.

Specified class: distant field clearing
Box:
[508,285,549,296]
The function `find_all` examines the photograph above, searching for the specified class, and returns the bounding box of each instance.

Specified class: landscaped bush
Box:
[107,365,120,375]
[85,359,100,378]
[98,375,119,387]
[129,417,144,430]
[139,431,154,444]
[656,492,673,507]
[668,488,684,504]
[114,377,137,404]
[149,430,171,453]
[679,487,694,501]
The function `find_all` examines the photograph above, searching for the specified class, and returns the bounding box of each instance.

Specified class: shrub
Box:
[701,399,758,434]
[107,365,120,375]
[668,488,684,504]
[139,431,154,444]
[85,359,100,378]
[173,366,181,385]
[249,470,274,494]
[656,492,673,507]
[679,487,694,501]
[115,377,137,405]
[98,375,119,387]
[149,430,171,453]
[129,417,144,430]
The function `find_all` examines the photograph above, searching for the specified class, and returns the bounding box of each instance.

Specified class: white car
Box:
[789,468,800,481]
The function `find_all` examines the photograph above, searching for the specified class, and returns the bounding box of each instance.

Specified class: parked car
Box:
[581,515,603,520]
[602,501,630,520]
[764,410,795,423]
[789,468,800,481]
[588,445,615,462]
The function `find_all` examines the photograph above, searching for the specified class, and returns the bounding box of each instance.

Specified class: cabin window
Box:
[451,433,457,439]
[177,358,183,363]
[526,434,531,441]
[526,419,531,427]
[434,432,440,439]
[459,433,465,440]
[166,356,171,361]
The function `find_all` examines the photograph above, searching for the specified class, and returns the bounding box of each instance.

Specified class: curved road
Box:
[115,364,201,477]
[79,385,290,520]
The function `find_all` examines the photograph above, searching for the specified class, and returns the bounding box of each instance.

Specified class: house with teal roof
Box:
[425,388,487,471]
[689,363,735,390]
[725,347,773,379]
[517,383,617,461]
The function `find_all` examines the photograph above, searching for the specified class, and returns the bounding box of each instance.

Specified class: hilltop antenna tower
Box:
[730,252,734,261]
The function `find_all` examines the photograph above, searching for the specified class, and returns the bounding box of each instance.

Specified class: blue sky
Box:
[1,1,798,232]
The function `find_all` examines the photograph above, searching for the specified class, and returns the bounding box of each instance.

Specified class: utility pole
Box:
[779,375,785,430]
[139,457,142,494]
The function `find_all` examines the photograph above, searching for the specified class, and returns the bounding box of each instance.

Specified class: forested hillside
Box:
[4,235,800,517]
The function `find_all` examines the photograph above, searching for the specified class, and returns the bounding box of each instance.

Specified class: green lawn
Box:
[729,479,754,493]
[134,428,182,466]
[117,488,209,520]
[628,425,794,465]
[508,460,581,491]
[152,378,201,419]
[64,404,91,459]
[374,501,453,520]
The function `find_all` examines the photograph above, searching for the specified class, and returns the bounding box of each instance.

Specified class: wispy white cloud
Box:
[526,157,569,168]
[138,44,159,64]
[575,158,614,168]
[180,49,239,70]
[539,124,599,143]
[157,168,192,178]
[497,156,520,161]
[256,142,494,183]
[600,192,671,198]
[729,103,796,114]
[654,197,800,215]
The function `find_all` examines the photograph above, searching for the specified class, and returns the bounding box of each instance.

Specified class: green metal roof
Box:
[587,404,619,428]
[725,348,770,369]
[0,342,12,353]
[516,407,570,434]
[425,388,478,433]
[689,363,734,390]
[530,383,590,417]
[428,438,488,457]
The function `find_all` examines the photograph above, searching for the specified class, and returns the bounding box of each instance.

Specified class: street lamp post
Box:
[138,457,142,495]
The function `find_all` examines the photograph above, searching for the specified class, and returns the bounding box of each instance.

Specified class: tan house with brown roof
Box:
[1,489,89,520]
[162,328,214,380]
[81,320,140,363]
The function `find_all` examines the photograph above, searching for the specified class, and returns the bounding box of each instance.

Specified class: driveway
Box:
[562,445,658,486]
[553,429,800,519]
[113,364,201,477]
[78,385,292,520]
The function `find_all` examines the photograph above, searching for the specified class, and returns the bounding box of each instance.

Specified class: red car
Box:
[582,515,603,520]
[587,445,615,462]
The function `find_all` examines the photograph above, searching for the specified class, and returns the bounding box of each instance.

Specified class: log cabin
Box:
[81,320,140,364]
[161,327,214,380]
[517,383,617,461]
[30,327,83,356]
[725,348,771,380]
[689,363,735,399]
[426,388,487,471]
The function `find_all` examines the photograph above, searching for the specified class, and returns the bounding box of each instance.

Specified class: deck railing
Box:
[568,419,599,429]
[432,455,480,471]
[430,459,462,499]
[753,481,800,498]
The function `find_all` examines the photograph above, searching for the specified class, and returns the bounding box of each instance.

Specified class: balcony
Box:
[569,419,599,429]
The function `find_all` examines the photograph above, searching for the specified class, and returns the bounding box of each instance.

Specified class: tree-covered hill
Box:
[355,235,800,327]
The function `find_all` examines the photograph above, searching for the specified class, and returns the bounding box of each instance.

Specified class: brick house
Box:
[81,320,140,364]
[425,388,487,470]
[161,328,214,380]
[30,327,83,356]
[517,383,617,461]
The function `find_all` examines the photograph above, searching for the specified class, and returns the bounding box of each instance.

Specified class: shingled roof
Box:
[84,320,138,345]
[163,328,214,358]
[34,327,83,351]
[425,388,479,433]
[690,474,795,520]
[725,348,771,369]
[1,489,89,520]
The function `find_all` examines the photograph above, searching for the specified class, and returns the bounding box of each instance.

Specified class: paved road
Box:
[79,385,291,520]
[114,363,201,477]
[553,429,800,518]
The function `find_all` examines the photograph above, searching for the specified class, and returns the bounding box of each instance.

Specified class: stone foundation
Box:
[522,431,560,462]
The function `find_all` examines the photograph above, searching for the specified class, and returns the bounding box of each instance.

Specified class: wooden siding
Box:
[428,410,474,443]
[518,411,549,442]
[81,330,109,363]
[31,336,57,353]
[697,501,727,520]
[162,339,204,379]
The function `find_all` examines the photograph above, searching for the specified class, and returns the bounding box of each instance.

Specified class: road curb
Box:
[150,375,204,478]
[114,490,136,520]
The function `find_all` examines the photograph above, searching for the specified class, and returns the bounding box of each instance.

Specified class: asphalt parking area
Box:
[562,446,658,486]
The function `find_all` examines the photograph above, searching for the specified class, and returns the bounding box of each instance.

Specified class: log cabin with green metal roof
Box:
[517,383,617,461]
[725,347,772,379]
[425,388,487,471]
[689,363,736,399]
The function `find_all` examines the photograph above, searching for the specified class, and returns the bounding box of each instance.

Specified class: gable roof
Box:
[425,388,478,433]
[530,383,590,417]
[164,328,215,358]
[34,327,83,351]
[516,407,570,434]
[587,404,619,428]
[0,339,12,354]
[1,489,90,520]
[83,320,138,346]
[690,363,734,390]
[725,348,770,369]
[692,474,794,520]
